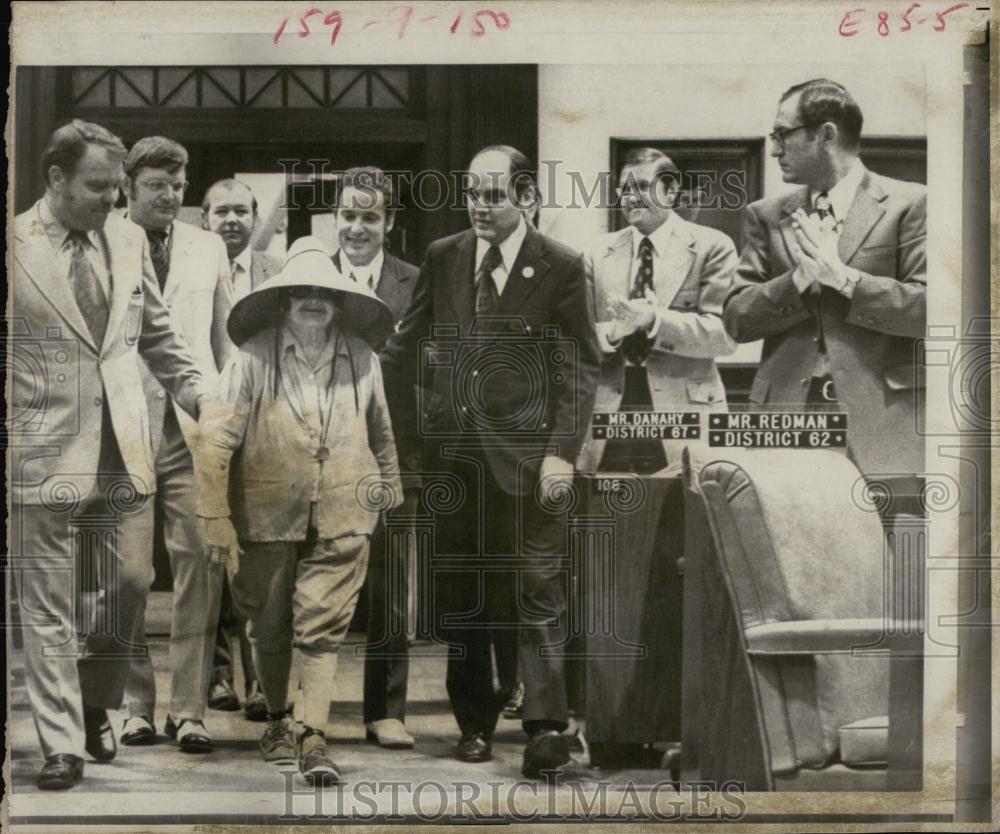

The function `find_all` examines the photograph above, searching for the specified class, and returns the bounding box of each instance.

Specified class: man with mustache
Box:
[118,136,231,753]
[381,145,600,777]
[9,119,212,789]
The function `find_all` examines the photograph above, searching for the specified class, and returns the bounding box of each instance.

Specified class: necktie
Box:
[68,232,110,348]
[621,236,655,365]
[475,245,503,318]
[147,229,170,291]
[814,192,838,233]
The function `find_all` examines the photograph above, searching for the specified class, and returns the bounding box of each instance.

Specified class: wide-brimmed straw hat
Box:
[227,236,395,348]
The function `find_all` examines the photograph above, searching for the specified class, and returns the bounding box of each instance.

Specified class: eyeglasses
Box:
[768,124,813,147]
[137,179,188,195]
[287,286,336,300]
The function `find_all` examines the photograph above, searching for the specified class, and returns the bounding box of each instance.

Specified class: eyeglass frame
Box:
[135,178,189,196]
[767,123,816,147]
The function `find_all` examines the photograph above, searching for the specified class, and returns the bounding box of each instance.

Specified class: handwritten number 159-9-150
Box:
[274,7,511,45]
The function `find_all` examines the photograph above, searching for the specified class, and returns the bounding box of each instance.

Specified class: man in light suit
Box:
[207,178,282,371]
[202,177,279,719]
[331,166,419,749]
[723,79,926,476]
[9,120,211,789]
[381,146,600,777]
[576,148,737,475]
[118,137,230,753]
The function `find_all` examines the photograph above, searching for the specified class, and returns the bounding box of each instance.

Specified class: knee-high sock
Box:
[299,649,338,731]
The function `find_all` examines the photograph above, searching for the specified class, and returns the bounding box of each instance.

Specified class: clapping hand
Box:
[606,287,657,337]
[790,209,849,294]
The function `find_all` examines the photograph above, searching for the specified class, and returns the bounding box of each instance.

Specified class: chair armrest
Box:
[744,619,889,655]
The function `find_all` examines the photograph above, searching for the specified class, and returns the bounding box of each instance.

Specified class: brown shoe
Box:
[298,727,341,785]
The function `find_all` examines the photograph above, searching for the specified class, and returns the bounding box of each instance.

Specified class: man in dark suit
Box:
[332,166,418,749]
[201,177,280,719]
[9,119,211,789]
[724,78,926,476]
[381,145,600,777]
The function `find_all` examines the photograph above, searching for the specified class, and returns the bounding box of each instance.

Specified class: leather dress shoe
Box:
[243,682,268,722]
[83,705,117,762]
[37,754,84,790]
[208,679,241,711]
[165,714,213,754]
[365,718,415,749]
[121,715,157,746]
[456,731,492,763]
[522,729,570,778]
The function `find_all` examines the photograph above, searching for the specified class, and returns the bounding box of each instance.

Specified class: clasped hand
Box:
[790,209,849,294]
[203,516,242,576]
[605,287,657,342]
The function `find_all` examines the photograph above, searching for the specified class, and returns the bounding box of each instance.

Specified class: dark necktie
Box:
[147,229,170,291]
[68,231,109,347]
[814,191,838,233]
[621,236,655,365]
[475,245,503,317]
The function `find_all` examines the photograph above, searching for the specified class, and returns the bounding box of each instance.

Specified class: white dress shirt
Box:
[342,249,385,293]
[475,216,528,296]
[811,158,865,230]
[39,197,112,298]
[229,245,254,301]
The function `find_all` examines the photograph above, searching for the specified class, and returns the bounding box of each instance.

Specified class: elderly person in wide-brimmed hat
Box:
[196,237,402,784]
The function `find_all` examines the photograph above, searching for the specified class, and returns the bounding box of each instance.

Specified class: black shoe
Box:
[244,682,268,722]
[164,714,213,754]
[37,754,84,790]
[121,715,157,746]
[522,729,570,778]
[456,731,492,763]
[83,705,117,762]
[208,679,241,711]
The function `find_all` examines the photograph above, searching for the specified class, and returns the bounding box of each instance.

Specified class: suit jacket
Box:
[9,202,210,505]
[576,217,738,473]
[140,220,231,451]
[380,227,600,496]
[723,168,926,475]
[210,248,282,372]
[333,249,418,348]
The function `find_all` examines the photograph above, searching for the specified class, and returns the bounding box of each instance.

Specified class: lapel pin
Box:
[522,266,535,279]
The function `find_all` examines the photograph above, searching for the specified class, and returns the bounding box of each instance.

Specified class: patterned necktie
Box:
[475,245,503,317]
[621,236,655,365]
[814,191,838,233]
[68,231,110,347]
[147,229,170,290]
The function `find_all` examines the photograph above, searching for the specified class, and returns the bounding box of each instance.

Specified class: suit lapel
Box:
[498,228,549,315]
[602,230,633,307]
[655,220,697,305]
[162,222,190,302]
[376,256,411,321]
[14,210,98,352]
[447,231,478,331]
[101,225,139,355]
[251,251,276,289]
[838,171,886,264]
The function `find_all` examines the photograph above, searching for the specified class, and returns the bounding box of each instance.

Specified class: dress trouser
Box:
[11,408,153,759]
[434,460,569,738]
[212,574,259,692]
[362,513,410,724]
[125,406,222,721]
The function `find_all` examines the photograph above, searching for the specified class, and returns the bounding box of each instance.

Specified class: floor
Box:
[6,594,675,825]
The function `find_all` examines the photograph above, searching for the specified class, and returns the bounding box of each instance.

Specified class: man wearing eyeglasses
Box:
[576,147,738,476]
[120,136,231,752]
[723,78,926,477]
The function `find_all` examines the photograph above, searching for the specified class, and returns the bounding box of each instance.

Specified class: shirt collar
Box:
[231,245,253,273]
[630,212,678,258]
[39,196,99,252]
[476,216,528,272]
[340,248,384,288]
[813,158,865,221]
